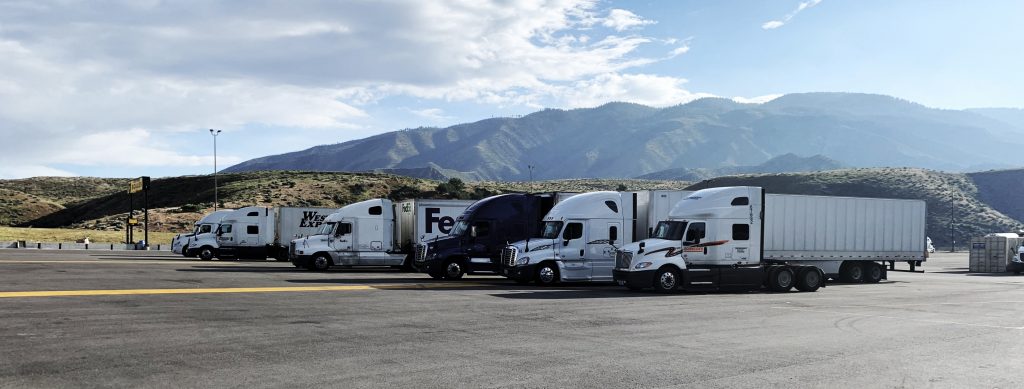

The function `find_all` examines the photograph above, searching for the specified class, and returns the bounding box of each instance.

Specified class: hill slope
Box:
[637,154,844,180]
[225,93,1024,180]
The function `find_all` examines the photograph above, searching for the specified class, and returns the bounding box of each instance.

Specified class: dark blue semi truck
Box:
[415,192,576,279]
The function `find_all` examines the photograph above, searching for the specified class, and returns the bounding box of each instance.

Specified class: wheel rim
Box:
[201,249,212,259]
[804,270,820,287]
[850,266,863,280]
[777,269,793,287]
[659,271,676,290]
[446,262,462,278]
[869,266,881,280]
[538,266,555,283]
[315,256,329,269]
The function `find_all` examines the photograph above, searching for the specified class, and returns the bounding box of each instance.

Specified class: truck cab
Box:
[214,206,275,259]
[501,191,633,285]
[417,193,572,279]
[174,209,233,257]
[290,199,401,270]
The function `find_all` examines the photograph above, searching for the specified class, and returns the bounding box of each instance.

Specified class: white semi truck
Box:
[613,186,927,292]
[500,190,692,285]
[185,206,336,261]
[289,198,472,271]
[172,209,233,256]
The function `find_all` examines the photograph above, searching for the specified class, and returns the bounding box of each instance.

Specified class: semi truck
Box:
[186,206,336,261]
[172,209,233,257]
[613,186,927,292]
[415,192,577,279]
[289,199,473,271]
[500,190,692,285]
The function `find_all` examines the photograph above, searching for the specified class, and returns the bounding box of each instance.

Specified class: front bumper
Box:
[502,263,538,282]
[613,269,657,289]
[1007,261,1024,273]
[290,254,314,267]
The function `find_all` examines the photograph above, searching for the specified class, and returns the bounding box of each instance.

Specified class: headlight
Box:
[427,252,437,260]
[515,256,530,266]
[634,262,652,269]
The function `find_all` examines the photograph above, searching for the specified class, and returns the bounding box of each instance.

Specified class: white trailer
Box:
[614,186,927,292]
[290,199,472,271]
[205,206,337,260]
[500,190,693,284]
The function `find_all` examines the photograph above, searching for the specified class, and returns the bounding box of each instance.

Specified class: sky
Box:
[0,0,1021,179]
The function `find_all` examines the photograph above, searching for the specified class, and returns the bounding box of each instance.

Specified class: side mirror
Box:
[470,226,477,238]
[563,239,570,246]
[638,241,646,254]
[609,227,618,245]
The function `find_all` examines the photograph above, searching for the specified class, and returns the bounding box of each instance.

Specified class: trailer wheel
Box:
[443,259,464,280]
[794,267,822,292]
[839,262,864,283]
[308,254,331,271]
[653,267,679,293]
[768,267,795,292]
[863,262,883,283]
[198,247,216,261]
[535,262,559,286]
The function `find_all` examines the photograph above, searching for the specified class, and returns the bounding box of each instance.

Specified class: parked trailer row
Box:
[172,186,929,294]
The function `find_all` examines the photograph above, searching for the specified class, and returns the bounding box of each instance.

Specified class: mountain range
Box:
[225,92,1024,180]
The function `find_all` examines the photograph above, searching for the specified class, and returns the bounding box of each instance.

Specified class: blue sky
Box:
[0,0,1020,178]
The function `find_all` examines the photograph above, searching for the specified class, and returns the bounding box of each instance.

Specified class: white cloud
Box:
[409,108,454,122]
[762,0,823,30]
[0,0,697,177]
[732,94,784,104]
[602,9,656,31]
[558,73,714,108]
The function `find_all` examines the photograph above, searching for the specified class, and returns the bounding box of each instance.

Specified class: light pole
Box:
[527,165,535,182]
[210,129,221,211]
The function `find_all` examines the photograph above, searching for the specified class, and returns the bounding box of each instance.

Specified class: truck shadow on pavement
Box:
[176,266,311,273]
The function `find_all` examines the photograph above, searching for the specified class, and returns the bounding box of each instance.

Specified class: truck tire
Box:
[794,267,822,292]
[863,262,883,283]
[198,247,216,261]
[653,267,679,293]
[307,254,331,272]
[767,266,795,292]
[839,262,864,283]
[535,262,559,286]
[443,259,464,280]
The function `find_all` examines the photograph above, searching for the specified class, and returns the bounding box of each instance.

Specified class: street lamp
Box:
[527,165,535,182]
[210,129,221,211]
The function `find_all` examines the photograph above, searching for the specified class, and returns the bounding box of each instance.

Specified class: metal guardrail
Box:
[0,241,170,251]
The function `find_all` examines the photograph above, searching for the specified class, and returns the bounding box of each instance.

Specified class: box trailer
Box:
[290,199,473,270]
[614,186,927,292]
[205,206,337,260]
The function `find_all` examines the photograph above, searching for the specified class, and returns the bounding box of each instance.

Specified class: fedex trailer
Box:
[290,199,472,270]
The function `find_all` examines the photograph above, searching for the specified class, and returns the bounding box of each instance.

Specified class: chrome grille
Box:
[501,246,518,267]
[414,244,428,262]
[615,251,633,269]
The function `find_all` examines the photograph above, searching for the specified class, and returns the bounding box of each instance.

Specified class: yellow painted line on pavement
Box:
[0,283,487,298]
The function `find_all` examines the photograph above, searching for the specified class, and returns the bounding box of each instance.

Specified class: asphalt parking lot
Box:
[1,250,1022,388]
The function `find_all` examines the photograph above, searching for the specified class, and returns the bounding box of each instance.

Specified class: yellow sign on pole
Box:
[128,218,139,225]
[128,178,144,194]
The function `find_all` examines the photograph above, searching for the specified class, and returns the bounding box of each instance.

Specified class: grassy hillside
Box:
[967,169,1024,224]
[17,172,690,234]
[0,227,176,245]
[687,168,1020,248]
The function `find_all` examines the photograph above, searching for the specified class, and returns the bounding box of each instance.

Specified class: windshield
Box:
[540,221,564,239]
[193,224,213,235]
[652,221,687,240]
[450,220,469,236]
[316,222,336,236]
